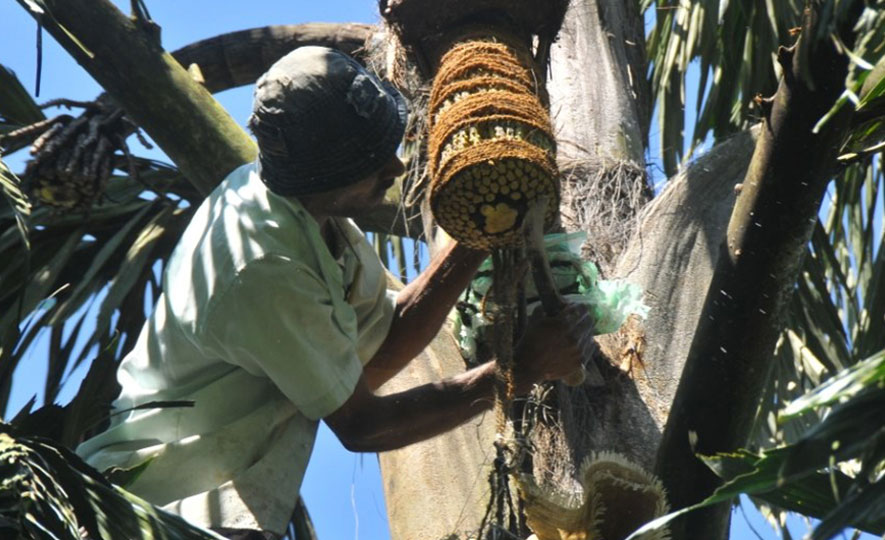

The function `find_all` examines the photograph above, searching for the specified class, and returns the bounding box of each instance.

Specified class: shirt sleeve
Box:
[201,255,363,420]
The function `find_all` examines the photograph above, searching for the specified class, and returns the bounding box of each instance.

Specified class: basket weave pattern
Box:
[427,39,559,249]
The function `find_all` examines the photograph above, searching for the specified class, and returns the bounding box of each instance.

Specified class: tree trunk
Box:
[550,0,650,272]
[655,4,860,535]
[375,1,756,539]
[525,0,656,490]
[377,1,745,539]
[377,278,497,539]
[613,127,757,430]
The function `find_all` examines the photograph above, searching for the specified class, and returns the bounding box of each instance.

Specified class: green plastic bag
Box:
[452,232,648,363]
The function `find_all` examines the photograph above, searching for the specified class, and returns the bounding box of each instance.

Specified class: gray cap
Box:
[248,46,408,196]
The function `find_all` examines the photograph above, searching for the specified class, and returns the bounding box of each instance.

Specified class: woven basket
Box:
[427,38,559,249]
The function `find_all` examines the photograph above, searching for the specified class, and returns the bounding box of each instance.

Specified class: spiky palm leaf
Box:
[644,0,802,175]
[0,60,239,540]
[0,177,193,410]
[0,421,224,540]
[0,64,45,144]
[0,158,31,250]
[0,65,196,416]
[644,0,885,176]
[628,350,885,540]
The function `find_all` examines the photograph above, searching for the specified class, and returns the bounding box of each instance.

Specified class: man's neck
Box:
[296,196,336,253]
[299,196,326,225]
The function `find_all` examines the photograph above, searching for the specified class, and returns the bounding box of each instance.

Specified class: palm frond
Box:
[838,55,885,165]
[0,422,224,540]
[645,0,802,176]
[0,158,193,416]
[628,350,885,540]
[0,158,31,250]
[0,64,47,155]
[645,0,885,177]
[0,65,44,129]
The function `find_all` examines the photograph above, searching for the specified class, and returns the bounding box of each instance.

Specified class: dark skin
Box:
[300,155,592,453]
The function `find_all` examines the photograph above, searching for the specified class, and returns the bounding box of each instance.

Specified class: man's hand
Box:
[514,303,595,391]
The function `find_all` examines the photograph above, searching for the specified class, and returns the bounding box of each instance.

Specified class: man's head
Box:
[248,46,408,198]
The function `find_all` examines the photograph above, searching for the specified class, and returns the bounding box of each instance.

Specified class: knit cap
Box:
[248,46,408,195]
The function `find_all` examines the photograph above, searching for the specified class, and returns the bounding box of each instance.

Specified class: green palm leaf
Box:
[628,351,885,540]
[645,0,885,177]
[645,0,801,175]
[0,156,193,415]
[0,158,30,250]
[0,423,224,540]
[0,64,47,155]
[0,65,44,129]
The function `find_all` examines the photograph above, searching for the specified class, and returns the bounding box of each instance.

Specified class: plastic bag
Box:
[453,232,648,363]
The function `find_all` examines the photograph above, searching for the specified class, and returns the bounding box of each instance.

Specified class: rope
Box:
[476,247,527,539]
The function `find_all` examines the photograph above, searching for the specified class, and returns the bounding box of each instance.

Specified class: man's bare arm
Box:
[325,305,593,452]
[363,241,487,390]
[328,361,498,452]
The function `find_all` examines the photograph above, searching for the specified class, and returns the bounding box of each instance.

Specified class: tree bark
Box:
[655,5,860,537]
[550,0,650,272]
[377,278,497,539]
[613,127,758,431]
[524,0,656,495]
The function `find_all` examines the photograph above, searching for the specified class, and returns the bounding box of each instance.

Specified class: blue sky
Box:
[0,2,870,539]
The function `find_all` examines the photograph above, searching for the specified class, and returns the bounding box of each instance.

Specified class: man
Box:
[77,46,590,539]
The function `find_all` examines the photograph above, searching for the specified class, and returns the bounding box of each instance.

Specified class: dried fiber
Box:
[519,451,670,540]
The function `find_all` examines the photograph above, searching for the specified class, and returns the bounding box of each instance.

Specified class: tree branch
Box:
[16,0,256,196]
[12,11,418,235]
[170,23,374,94]
[655,5,863,538]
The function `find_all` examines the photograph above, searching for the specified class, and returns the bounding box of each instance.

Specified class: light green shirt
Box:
[77,163,395,534]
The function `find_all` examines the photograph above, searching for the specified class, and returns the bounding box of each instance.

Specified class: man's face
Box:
[319,154,406,217]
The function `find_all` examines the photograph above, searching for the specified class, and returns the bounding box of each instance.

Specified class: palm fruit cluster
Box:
[427,39,559,250]
[22,107,123,211]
